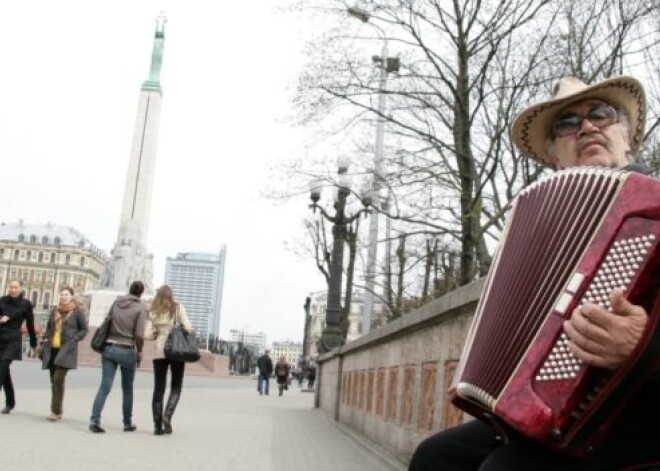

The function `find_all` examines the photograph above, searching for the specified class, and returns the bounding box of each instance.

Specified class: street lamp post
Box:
[310,158,371,354]
[347,5,400,335]
[302,296,311,359]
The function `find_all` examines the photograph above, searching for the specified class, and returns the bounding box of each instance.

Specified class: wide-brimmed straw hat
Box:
[511,76,646,167]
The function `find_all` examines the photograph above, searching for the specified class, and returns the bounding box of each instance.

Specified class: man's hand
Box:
[0,315,9,324]
[136,352,143,368]
[563,288,648,369]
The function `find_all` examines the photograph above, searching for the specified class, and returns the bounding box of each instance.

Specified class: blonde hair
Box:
[150,285,178,319]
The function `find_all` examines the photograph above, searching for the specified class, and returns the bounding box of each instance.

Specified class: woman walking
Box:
[275,356,290,396]
[0,279,37,414]
[42,286,88,421]
[145,285,192,435]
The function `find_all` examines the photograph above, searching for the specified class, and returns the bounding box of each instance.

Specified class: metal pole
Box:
[362,40,388,336]
[383,193,392,320]
[316,187,349,353]
[302,296,311,358]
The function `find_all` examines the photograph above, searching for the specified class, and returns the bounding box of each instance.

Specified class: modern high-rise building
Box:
[164,248,227,349]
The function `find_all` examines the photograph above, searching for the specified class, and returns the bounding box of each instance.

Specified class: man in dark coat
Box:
[256,349,273,395]
[409,76,660,470]
[0,279,37,414]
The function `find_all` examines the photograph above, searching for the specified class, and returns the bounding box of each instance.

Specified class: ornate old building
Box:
[0,221,107,328]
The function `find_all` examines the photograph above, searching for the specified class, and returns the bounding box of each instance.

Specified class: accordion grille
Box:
[461,169,623,398]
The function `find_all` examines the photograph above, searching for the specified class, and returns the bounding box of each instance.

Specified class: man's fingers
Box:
[610,288,635,317]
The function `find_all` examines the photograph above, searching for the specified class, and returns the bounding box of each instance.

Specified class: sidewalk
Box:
[1,361,407,471]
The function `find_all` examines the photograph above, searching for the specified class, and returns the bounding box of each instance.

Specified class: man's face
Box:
[549,99,631,170]
[8,281,21,298]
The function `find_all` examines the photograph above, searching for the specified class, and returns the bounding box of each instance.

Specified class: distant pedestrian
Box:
[0,279,37,414]
[145,284,193,435]
[89,281,147,433]
[306,362,317,390]
[256,349,273,395]
[275,356,290,397]
[297,363,304,387]
[42,287,88,421]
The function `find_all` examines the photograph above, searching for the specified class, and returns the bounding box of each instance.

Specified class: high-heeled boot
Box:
[153,399,164,435]
[162,391,180,434]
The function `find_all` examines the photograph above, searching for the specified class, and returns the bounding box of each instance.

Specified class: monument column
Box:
[103,13,167,292]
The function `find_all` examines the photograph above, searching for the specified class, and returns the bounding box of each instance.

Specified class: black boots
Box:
[162,391,180,434]
[152,399,163,435]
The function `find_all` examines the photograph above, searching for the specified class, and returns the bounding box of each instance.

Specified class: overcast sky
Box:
[0,0,326,344]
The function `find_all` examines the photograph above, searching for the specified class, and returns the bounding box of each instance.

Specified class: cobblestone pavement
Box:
[1,360,406,471]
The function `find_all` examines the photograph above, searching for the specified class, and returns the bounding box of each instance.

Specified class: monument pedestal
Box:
[84,290,126,327]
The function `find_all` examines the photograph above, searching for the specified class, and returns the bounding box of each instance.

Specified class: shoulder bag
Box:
[164,306,200,363]
[90,303,114,354]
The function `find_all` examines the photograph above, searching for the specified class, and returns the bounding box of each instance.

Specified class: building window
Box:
[75,275,83,286]
[26,250,32,261]
[61,273,69,284]
[46,271,54,282]
[43,292,51,310]
[0,248,4,258]
[54,237,61,246]
[50,253,56,263]
[80,256,85,267]
[65,254,71,265]
[38,252,43,262]
[34,270,42,283]
[18,234,25,242]
[13,249,19,261]
[9,268,17,278]
[30,234,37,243]
[31,291,38,306]
[42,236,49,244]
[21,270,29,281]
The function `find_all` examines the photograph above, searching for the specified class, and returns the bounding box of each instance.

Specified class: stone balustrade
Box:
[315,279,484,463]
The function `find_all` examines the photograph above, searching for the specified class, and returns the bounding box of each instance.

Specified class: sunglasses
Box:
[552,104,619,138]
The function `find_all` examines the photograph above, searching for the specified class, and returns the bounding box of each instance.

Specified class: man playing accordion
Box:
[409,75,660,470]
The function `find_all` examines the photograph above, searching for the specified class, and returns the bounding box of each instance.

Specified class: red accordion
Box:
[450,167,660,456]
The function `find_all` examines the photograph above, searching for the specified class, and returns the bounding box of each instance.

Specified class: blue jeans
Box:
[90,345,137,426]
[257,373,270,395]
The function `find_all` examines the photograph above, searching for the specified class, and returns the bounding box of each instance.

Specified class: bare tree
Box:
[285,0,660,318]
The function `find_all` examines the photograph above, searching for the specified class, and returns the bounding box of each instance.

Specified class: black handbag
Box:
[164,307,200,363]
[37,339,51,366]
[90,303,113,354]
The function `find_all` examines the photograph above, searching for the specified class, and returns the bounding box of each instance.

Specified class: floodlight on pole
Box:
[347,5,400,336]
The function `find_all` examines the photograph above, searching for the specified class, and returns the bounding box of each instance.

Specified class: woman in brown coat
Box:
[275,356,290,396]
[41,286,88,421]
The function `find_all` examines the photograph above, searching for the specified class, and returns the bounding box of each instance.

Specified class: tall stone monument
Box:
[89,14,166,326]
[101,13,166,294]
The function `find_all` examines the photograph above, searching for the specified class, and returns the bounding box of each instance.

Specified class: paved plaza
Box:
[1,360,407,471]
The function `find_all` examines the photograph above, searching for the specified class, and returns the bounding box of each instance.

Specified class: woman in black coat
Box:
[41,286,88,421]
[0,279,37,414]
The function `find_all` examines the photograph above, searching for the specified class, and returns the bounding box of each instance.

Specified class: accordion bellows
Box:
[450,167,660,455]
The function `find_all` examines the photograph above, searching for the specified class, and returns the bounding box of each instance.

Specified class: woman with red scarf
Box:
[41,286,88,421]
